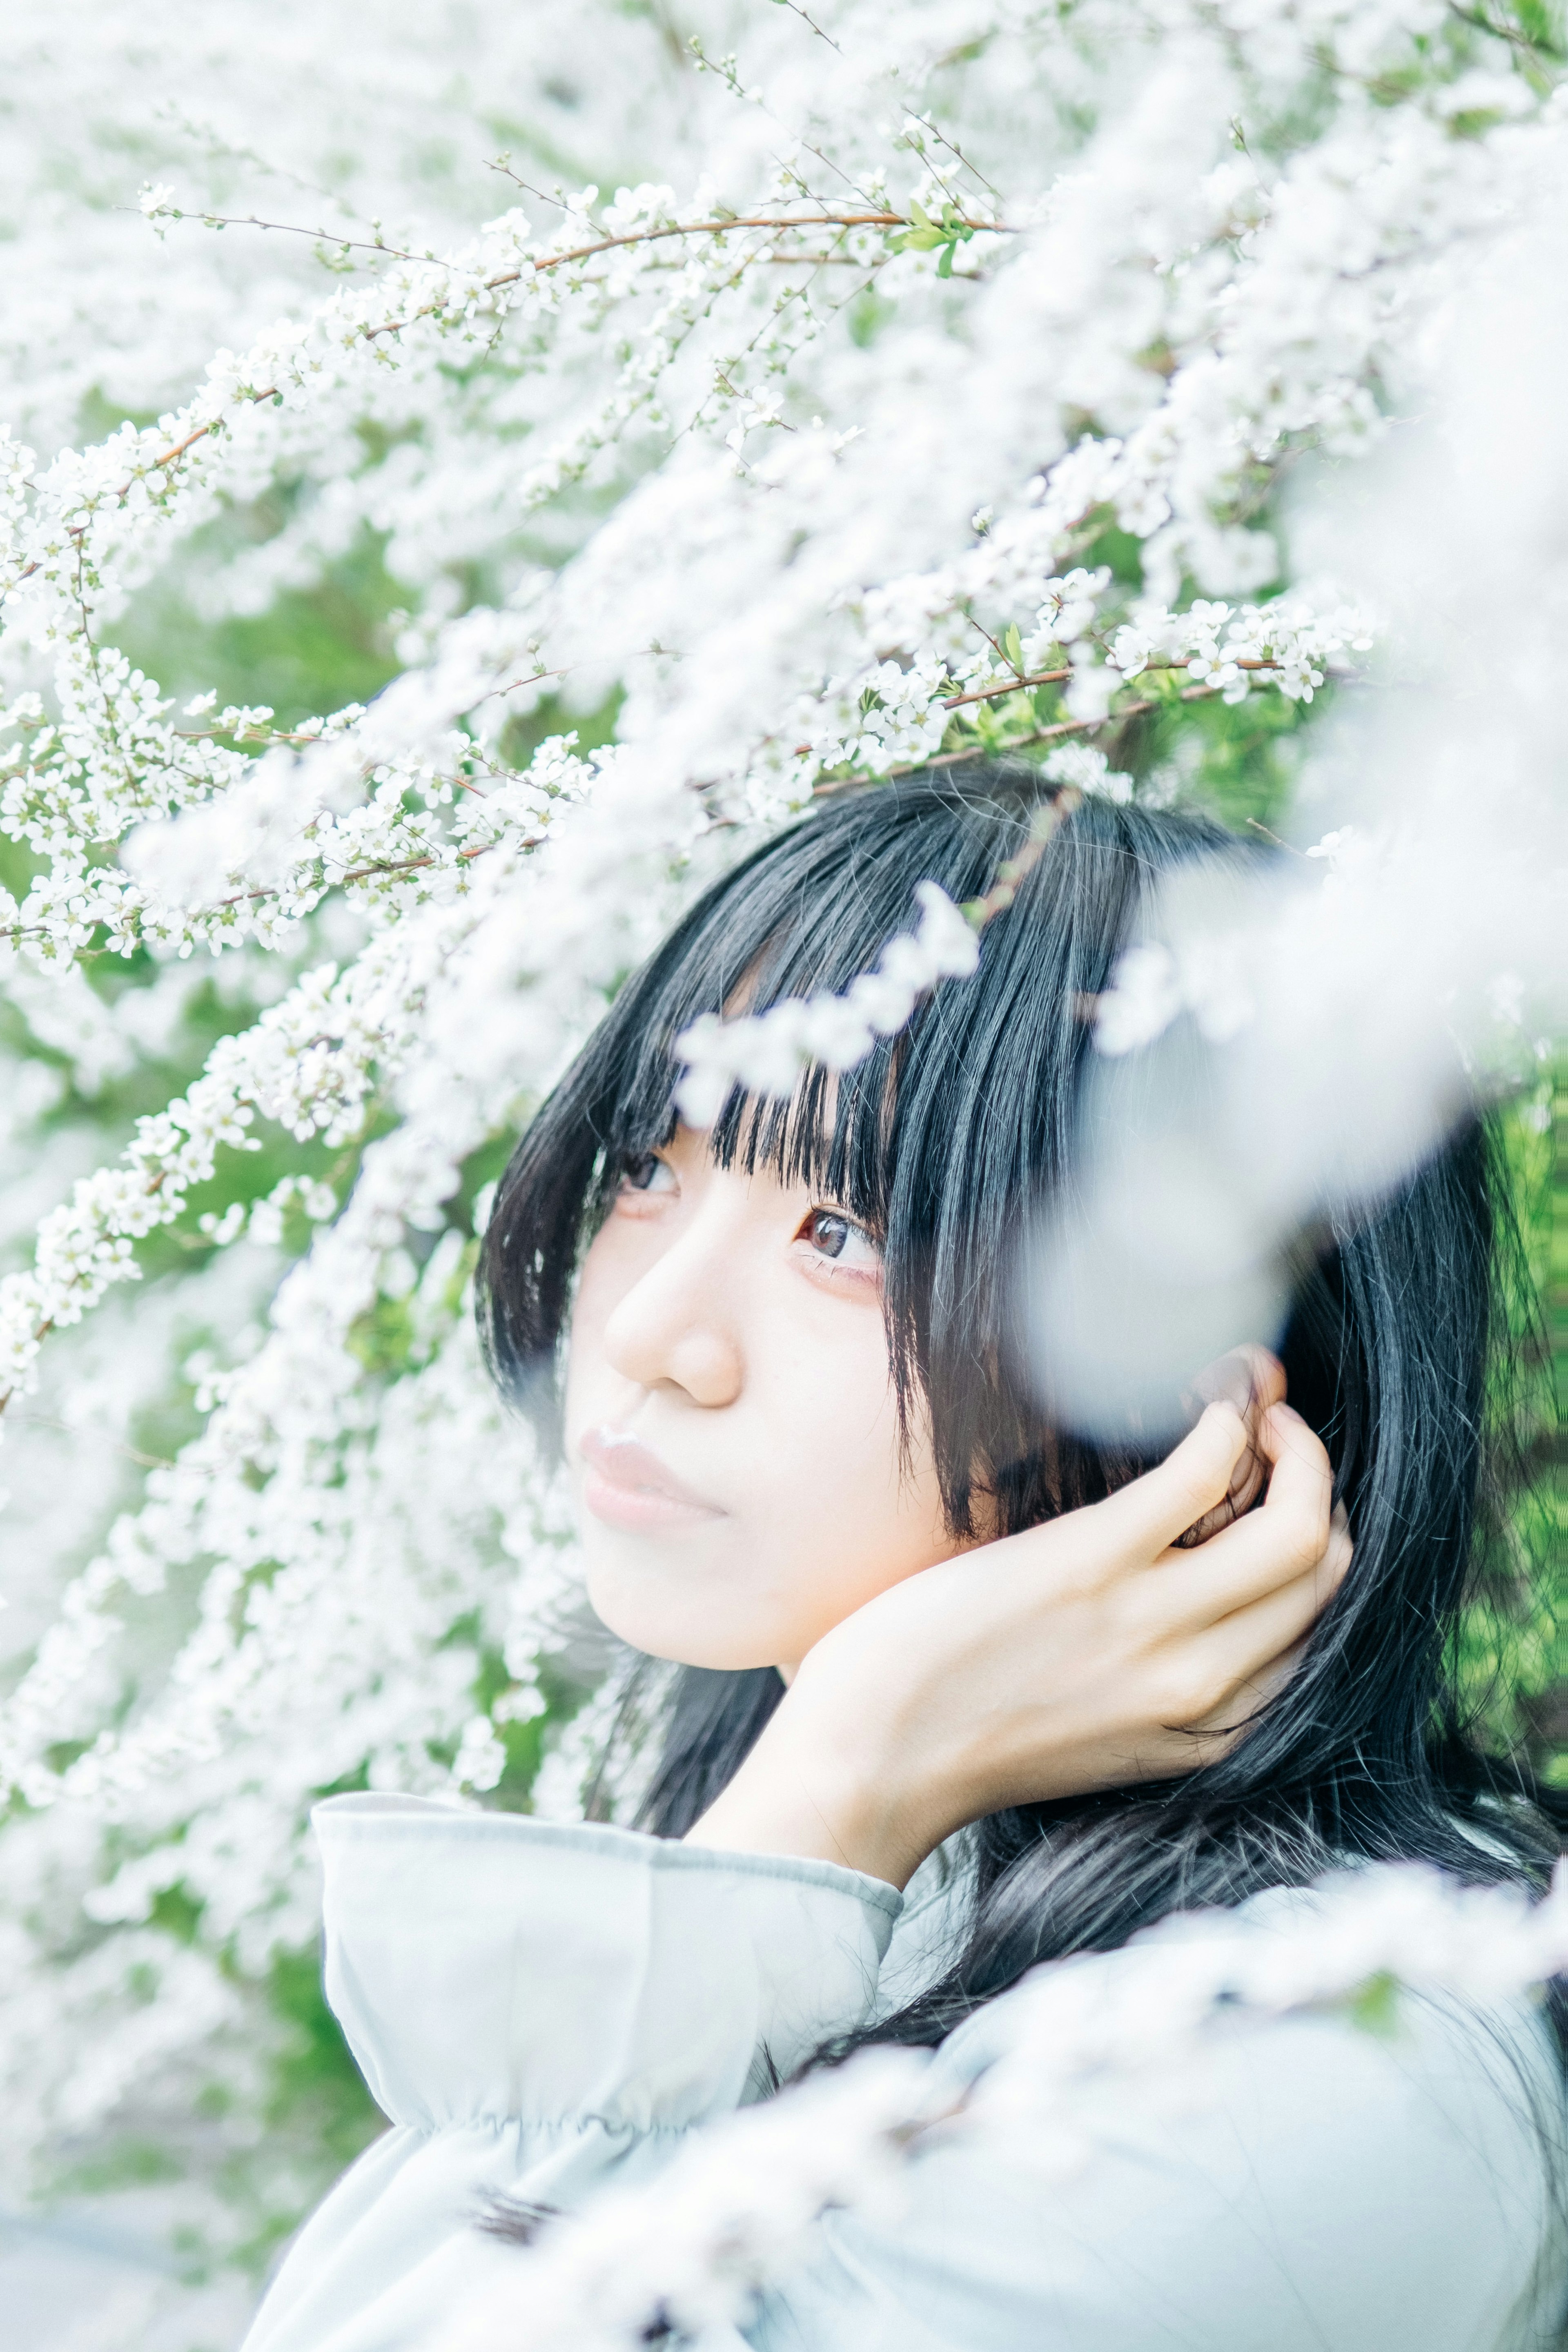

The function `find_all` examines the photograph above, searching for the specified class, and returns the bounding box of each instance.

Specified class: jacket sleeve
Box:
[239,1792,903,2352]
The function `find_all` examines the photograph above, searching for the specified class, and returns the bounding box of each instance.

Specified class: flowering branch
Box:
[63,202,1012,532]
[673,879,980,1124]
[673,800,1075,1123]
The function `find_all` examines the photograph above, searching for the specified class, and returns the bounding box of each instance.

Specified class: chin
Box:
[584,1556,789,1673]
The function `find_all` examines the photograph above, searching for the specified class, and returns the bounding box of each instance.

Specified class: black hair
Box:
[478,767,1563,2056]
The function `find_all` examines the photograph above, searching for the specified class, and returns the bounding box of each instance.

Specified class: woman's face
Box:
[564,1122,969,1673]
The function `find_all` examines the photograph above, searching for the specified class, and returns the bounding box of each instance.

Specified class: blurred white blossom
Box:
[441,1861,1568,2352]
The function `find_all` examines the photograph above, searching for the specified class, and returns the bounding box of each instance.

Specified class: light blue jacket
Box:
[243,1792,1566,2352]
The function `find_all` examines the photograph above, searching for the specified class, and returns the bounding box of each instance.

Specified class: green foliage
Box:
[1456,1074,1567,1782]
[262,1947,383,2172]
[1116,675,1312,831]
[890,198,980,277]
[53,2137,185,2197]
[117,510,404,730]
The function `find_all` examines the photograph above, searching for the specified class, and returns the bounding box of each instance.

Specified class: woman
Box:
[243,775,1564,2351]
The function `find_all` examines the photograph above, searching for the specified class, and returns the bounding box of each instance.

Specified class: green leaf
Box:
[1002,623,1025,672]
[1346,1970,1402,2038]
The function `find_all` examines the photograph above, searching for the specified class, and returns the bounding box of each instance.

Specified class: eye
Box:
[616,1152,677,1197]
[798,1206,881,1275]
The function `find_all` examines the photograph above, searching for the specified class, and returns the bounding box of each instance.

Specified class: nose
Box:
[600,1220,744,1409]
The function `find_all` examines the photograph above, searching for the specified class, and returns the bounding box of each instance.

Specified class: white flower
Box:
[1092,944,1183,1055]
[1063,646,1116,724]
[1042,744,1132,802]
[675,884,977,1124]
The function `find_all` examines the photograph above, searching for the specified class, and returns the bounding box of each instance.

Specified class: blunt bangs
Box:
[477,770,1245,1534]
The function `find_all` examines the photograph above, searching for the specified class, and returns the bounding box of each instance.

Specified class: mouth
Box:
[577,1425,726,1534]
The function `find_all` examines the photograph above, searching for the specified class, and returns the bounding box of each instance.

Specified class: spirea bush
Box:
[0,0,1562,2317]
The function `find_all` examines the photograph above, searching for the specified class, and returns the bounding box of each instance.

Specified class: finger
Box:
[1173,1347,1285,1548]
[1123,1626,1316,1778]
[1158,1405,1336,1616]
[1098,1399,1251,1557]
[1177,1633,1311,1757]
[1106,1608,1321,1780]
[1158,1488,1348,1645]
[1255,1399,1334,1531]
[1175,1515,1351,1718]
[1185,1343,1286,1425]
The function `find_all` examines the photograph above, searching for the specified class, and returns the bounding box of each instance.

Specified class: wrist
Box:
[682,1686,942,1890]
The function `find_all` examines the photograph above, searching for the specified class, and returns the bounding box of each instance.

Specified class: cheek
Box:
[692,1301,953,1657]
[560,1233,957,1670]
[561,1223,632,1428]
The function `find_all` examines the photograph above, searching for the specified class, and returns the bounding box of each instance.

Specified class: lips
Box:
[577,1426,725,1533]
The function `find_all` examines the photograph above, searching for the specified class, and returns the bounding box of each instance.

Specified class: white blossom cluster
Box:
[442,1861,1568,2351]
[1108,595,1376,706]
[673,880,980,1125]
[0,0,1562,2314]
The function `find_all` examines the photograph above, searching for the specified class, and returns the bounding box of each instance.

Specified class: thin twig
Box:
[10,1413,173,1472]
[204,829,544,913]
[132,208,426,263]
[872,679,1223,782]
[1446,1,1567,61]
[942,666,1070,710]
[963,791,1080,920]
[774,0,842,49]
[903,112,1005,205]
[4,206,1012,581]
[1245,817,1300,853]
[487,161,586,213]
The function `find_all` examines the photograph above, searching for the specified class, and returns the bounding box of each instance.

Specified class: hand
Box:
[684,1380,1351,1889]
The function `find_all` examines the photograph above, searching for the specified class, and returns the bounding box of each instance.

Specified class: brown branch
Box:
[923,651,1350,754]
[963,791,1080,923]
[79,210,1013,510]
[206,826,548,913]
[756,251,891,267]
[0,824,550,949]
[806,662,1317,794]
[942,666,1070,710]
[1138,655,1294,675]
[2,205,1008,599]
[337,837,522,889]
